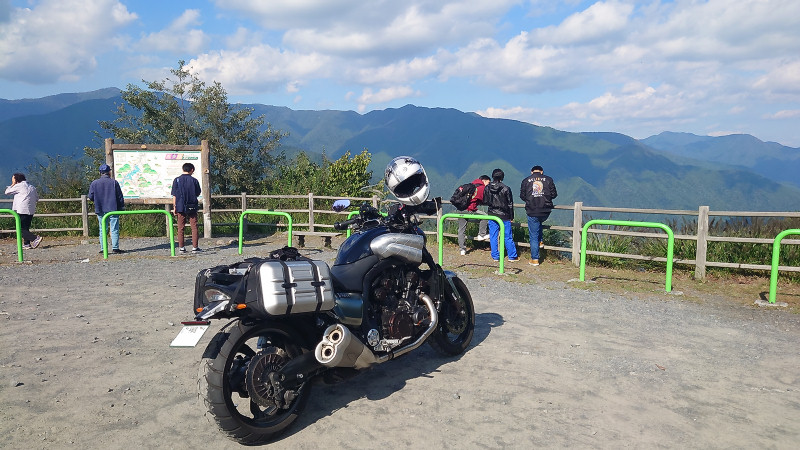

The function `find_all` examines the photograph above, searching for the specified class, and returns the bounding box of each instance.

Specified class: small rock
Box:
[452,393,460,399]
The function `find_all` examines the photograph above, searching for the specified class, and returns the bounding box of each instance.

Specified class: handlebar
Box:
[334,218,360,230]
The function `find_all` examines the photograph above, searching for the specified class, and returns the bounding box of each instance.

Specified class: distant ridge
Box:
[0,88,121,122]
[1,90,798,212]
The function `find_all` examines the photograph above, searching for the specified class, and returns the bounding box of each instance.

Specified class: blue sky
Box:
[1,0,799,146]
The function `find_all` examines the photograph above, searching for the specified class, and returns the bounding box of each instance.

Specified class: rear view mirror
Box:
[332,199,351,212]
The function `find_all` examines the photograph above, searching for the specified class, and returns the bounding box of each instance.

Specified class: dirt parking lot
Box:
[1,236,798,449]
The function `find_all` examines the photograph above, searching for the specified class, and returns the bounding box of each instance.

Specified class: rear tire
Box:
[199,320,312,445]
[428,276,475,356]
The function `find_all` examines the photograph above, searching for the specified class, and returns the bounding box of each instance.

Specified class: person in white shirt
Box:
[4,173,42,249]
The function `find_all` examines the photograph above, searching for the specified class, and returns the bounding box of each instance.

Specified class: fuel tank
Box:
[331,226,425,293]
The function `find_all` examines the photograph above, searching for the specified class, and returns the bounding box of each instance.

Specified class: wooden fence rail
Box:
[1,194,798,280]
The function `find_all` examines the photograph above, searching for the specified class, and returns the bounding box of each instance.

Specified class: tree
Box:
[87,60,285,194]
[271,150,382,198]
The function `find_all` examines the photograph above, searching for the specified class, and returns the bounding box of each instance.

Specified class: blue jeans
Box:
[488,220,517,260]
[527,214,549,260]
[98,215,120,250]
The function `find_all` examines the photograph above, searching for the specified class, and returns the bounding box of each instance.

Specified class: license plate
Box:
[170,324,209,347]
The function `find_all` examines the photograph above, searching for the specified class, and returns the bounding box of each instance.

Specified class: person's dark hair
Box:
[479,175,490,181]
[182,162,195,173]
[531,165,543,172]
[12,173,26,182]
[491,169,504,181]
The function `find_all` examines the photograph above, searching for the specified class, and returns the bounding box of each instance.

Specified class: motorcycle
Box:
[177,196,475,445]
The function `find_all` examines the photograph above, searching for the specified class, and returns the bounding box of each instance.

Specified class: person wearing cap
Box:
[520,165,557,266]
[4,173,42,250]
[88,164,125,254]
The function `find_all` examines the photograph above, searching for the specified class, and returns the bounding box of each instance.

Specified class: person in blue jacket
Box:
[88,164,125,254]
[171,163,202,253]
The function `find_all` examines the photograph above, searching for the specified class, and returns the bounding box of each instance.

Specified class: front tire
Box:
[428,276,475,355]
[199,321,312,445]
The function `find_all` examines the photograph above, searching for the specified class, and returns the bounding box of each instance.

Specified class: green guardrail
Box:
[580,219,674,292]
[238,210,293,254]
[438,213,505,274]
[769,229,800,304]
[101,210,175,259]
[0,208,23,262]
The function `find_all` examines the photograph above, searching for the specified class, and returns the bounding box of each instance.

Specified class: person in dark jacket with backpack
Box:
[89,164,125,253]
[482,169,518,262]
[171,163,202,253]
[456,175,490,255]
[520,165,557,266]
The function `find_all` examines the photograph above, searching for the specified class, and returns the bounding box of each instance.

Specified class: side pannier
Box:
[244,259,335,316]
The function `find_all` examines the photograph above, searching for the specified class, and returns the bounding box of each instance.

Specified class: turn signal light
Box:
[196,307,203,313]
[236,304,247,310]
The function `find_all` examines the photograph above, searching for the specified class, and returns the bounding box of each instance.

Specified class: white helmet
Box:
[384,156,430,205]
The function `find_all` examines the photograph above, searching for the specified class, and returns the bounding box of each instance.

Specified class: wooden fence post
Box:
[308,192,315,231]
[572,201,583,266]
[201,140,212,239]
[372,195,378,208]
[241,192,248,235]
[695,205,709,280]
[81,195,89,237]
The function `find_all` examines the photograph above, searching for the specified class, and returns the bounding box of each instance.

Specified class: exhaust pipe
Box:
[315,293,438,369]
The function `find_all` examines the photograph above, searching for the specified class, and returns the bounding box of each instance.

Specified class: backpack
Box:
[449,182,477,210]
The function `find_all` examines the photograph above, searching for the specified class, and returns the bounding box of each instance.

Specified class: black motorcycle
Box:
[176,198,475,445]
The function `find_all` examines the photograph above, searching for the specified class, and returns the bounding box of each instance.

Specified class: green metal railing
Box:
[768,229,800,303]
[580,219,675,292]
[101,210,175,259]
[238,210,293,254]
[0,209,23,262]
[438,213,505,274]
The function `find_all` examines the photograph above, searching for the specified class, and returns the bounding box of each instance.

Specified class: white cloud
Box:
[766,109,800,120]
[476,106,539,123]
[0,0,137,83]
[531,0,633,45]
[188,45,331,94]
[358,85,419,105]
[138,9,209,54]
[215,0,514,59]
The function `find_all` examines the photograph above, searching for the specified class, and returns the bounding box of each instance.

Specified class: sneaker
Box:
[474,234,490,241]
[112,249,126,254]
[31,236,42,249]
[492,258,500,262]
[460,249,466,256]
[508,258,519,262]
[529,259,539,266]
[22,244,32,250]
[539,241,545,249]
[178,247,186,253]
[191,247,202,253]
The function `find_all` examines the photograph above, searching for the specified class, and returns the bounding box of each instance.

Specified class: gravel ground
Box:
[1,235,799,449]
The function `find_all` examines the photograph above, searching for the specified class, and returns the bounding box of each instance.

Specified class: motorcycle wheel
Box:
[199,321,312,445]
[428,276,475,356]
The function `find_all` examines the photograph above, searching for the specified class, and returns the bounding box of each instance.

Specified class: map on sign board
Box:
[114,150,203,199]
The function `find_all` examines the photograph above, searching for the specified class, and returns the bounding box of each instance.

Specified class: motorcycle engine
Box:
[367,267,429,352]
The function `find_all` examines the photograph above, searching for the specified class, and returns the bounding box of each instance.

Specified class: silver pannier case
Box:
[251,259,335,315]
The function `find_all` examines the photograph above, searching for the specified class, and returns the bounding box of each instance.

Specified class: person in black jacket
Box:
[519,165,557,266]
[171,163,202,253]
[482,169,518,262]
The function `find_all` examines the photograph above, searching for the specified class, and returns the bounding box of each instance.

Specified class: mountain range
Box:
[1,88,798,213]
